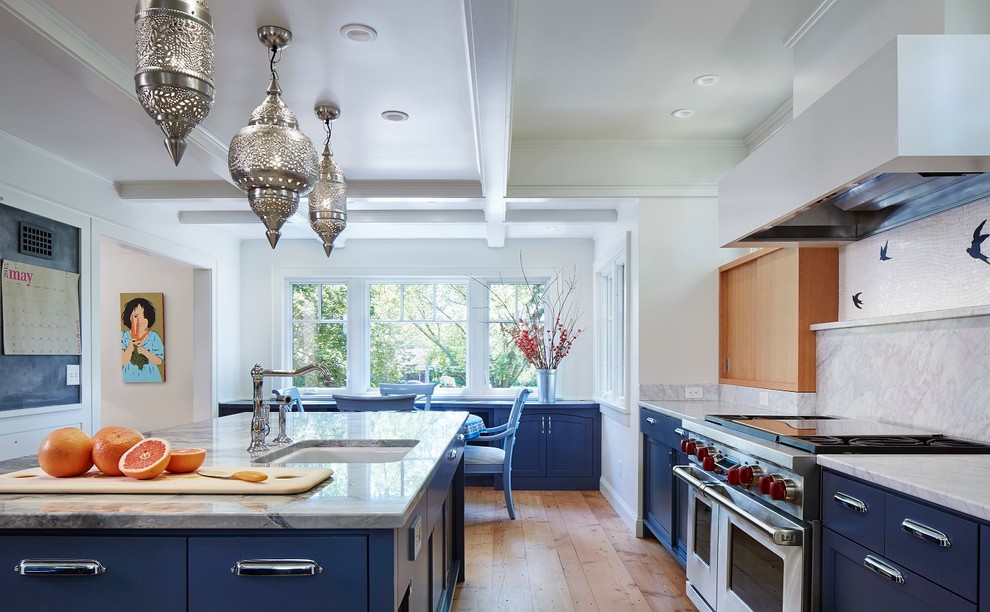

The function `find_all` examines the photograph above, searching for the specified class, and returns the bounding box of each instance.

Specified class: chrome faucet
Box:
[248,363,331,453]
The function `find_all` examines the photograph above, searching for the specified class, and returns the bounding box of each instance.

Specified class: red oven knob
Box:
[769,479,798,502]
[684,440,697,455]
[680,439,691,453]
[726,468,741,485]
[702,456,716,471]
[738,465,755,486]
[695,447,710,460]
[758,475,781,495]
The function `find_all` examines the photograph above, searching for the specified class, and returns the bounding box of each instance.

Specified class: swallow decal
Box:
[852,292,864,309]
[967,220,990,265]
[880,240,892,261]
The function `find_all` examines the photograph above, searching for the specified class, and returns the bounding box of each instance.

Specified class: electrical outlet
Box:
[66,364,80,386]
[685,386,703,400]
[759,391,770,407]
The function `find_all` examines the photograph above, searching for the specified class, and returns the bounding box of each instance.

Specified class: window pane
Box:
[436,283,467,320]
[321,284,347,320]
[292,322,347,387]
[403,284,433,320]
[489,323,536,388]
[488,283,516,321]
[370,322,466,387]
[370,284,400,319]
[292,284,318,320]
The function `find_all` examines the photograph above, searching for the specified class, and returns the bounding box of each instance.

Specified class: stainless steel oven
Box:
[673,420,820,612]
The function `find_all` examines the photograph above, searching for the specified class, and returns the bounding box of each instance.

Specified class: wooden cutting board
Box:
[0,466,333,495]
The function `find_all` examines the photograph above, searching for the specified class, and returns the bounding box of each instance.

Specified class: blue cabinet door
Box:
[188,535,370,611]
[546,412,595,481]
[0,535,186,612]
[822,528,976,612]
[643,435,674,545]
[510,412,547,478]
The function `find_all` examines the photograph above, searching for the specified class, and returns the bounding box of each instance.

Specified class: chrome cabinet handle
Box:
[456,434,465,442]
[541,416,545,435]
[864,555,905,584]
[833,492,869,514]
[901,518,951,548]
[15,559,107,576]
[548,415,552,435]
[646,417,656,425]
[447,449,457,461]
[231,559,323,576]
[674,428,686,437]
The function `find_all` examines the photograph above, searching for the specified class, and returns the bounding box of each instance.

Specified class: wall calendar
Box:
[1,259,81,355]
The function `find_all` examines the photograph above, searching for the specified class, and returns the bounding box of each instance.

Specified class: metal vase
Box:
[536,369,556,404]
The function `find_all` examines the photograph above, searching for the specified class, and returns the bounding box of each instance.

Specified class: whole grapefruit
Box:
[91,426,144,476]
[165,448,207,473]
[38,427,94,478]
[119,437,171,480]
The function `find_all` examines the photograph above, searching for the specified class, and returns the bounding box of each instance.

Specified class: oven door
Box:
[685,484,719,612]
[674,465,811,612]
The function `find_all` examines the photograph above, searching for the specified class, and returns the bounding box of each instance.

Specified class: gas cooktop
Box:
[704,414,990,454]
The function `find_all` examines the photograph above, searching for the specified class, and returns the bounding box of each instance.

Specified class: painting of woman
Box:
[120,293,165,383]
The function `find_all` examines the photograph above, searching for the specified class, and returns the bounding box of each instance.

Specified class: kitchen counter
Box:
[0,410,469,530]
[639,399,783,423]
[818,454,990,523]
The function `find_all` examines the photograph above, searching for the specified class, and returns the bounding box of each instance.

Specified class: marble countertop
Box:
[0,411,468,531]
[818,455,990,523]
[639,400,783,423]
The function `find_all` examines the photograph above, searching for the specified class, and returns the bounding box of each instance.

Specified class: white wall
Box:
[0,133,242,458]
[98,239,196,432]
[593,197,746,533]
[235,237,595,399]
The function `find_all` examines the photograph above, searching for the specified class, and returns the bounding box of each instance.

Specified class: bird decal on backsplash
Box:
[967,219,990,265]
[852,292,864,309]
[880,240,892,261]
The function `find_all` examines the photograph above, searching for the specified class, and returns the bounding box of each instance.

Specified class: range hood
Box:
[719,35,990,247]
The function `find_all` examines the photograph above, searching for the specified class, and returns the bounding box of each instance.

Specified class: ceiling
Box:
[0,0,822,248]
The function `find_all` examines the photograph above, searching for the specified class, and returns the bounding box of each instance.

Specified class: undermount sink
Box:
[254,439,419,465]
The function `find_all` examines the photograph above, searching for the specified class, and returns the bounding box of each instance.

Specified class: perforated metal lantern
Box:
[227,27,318,249]
[134,0,215,166]
[309,105,348,257]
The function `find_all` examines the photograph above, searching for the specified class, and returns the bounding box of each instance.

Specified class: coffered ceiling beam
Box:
[179,209,487,225]
[118,179,484,201]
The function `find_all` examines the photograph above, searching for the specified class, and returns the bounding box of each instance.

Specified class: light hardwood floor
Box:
[452,487,696,611]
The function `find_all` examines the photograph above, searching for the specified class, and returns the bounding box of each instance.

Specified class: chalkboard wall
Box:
[0,202,81,411]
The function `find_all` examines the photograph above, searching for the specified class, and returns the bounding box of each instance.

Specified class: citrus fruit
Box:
[91,426,144,476]
[38,427,94,478]
[165,448,207,473]
[118,437,171,480]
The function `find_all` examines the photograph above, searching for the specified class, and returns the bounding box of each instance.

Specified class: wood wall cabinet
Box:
[718,247,838,392]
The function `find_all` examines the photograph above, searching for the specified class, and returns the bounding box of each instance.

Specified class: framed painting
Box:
[120,292,165,383]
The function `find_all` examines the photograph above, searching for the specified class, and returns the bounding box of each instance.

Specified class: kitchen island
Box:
[0,411,469,612]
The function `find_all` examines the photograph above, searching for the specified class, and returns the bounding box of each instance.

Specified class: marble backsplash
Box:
[639,383,816,415]
[816,312,990,443]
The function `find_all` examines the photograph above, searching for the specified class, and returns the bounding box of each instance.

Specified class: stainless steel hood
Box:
[719,35,990,247]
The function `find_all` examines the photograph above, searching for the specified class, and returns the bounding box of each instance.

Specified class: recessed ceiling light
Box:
[340,24,377,42]
[671,108,695,119]
[694,74,720,87]
[381,110,409,122]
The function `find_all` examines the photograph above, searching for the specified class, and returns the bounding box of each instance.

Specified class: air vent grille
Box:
[19,222,53,259]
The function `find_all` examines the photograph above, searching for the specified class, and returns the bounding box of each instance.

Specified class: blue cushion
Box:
[464,445,505,465]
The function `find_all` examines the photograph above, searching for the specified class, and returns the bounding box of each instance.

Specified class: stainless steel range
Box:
[673,415,990,612]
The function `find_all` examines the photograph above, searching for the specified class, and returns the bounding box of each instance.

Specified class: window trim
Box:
[593,233,630,412]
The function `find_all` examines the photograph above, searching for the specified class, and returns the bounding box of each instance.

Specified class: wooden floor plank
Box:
[453,487,692,612]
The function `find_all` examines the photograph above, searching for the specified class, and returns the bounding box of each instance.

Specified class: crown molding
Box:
[506,184,718,198]
[744,98,794,153]
[784,0,840,49]
[511,138,744,150]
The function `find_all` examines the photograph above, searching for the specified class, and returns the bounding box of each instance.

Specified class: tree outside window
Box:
[290,283,347,387]
[487,282,542,389]
[369,282,467,388]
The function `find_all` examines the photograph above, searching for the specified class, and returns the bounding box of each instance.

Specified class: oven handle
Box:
[673,465,804,547]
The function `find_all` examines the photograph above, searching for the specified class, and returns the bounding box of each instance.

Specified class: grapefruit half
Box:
[165,448,207,473]
[91,426,144,476]
[38,427,94,478]
[119,437,171,480]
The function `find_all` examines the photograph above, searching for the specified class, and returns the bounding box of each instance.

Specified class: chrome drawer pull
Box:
[901,518,951,548]
[646,417,656,425]
[833,492,869,514]
[231,559,323,576]
[674,428,686,436]
[864,555,905,584]
[448,449,458,460]
[16,559,107,576]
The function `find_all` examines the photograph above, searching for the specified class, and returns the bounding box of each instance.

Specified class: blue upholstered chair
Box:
[332,393,417,412]
[272,387,304,412]
[464,387,531,519]
[378,382,438,410]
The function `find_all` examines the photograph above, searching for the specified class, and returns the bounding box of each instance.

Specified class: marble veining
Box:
[0,411,468,530]
[639,400,792,423]
[818,455,990,523]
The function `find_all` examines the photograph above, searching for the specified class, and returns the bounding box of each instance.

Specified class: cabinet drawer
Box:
[884,493,978,602]
[822,471,885,552]
[822,528,976,612]
[640,410,683,448]
[0,535,186,612]
[188,535,369,611]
